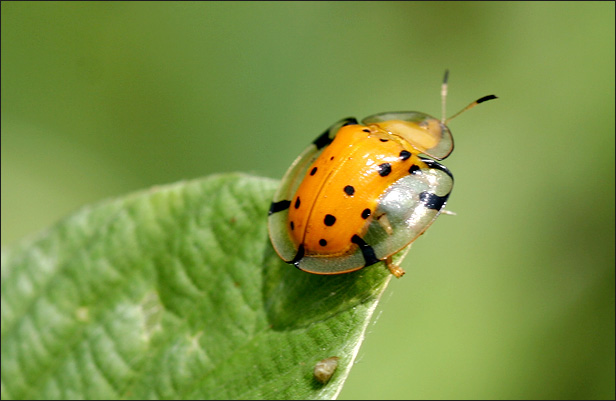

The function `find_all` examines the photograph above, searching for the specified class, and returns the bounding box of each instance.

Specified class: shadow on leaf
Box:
[261,240,392,331]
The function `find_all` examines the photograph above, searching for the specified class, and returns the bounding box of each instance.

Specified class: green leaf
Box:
[1,173,402,400]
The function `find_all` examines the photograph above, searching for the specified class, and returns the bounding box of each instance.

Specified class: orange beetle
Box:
[269,72,496,277]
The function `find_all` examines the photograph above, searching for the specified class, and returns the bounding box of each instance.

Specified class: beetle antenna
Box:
[441,69,449,124]
[446,94,498,123]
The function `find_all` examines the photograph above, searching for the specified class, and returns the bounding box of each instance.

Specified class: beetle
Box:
[268,71,496,277]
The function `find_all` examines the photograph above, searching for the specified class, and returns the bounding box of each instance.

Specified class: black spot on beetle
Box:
[290,221,295,230]
[361,208,371,219]
[419,191,449,210]
[379,138,389,142]
[400,150,412,160]
[351,235,379,267]
[324,214,336,226]
[377,163,392,177]
[342,118,359,126]
[409,165,421,175]
[319,239,327,246]
[269,200,291,215]
[344,185,355,196]
[312,118,358,150]
[421,157,454,179]
[362,128,370,133]
[290,244,305,268]
[310,167,317,176]
[294,197,301,209]
[313,131,332,150]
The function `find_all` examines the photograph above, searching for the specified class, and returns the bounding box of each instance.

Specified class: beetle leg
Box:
[385,255,405,278]
[376,213,394,235]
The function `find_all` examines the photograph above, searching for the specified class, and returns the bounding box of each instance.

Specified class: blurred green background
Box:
[2,2,614,399]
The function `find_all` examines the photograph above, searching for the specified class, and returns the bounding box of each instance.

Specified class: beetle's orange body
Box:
[288,124,429,259]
